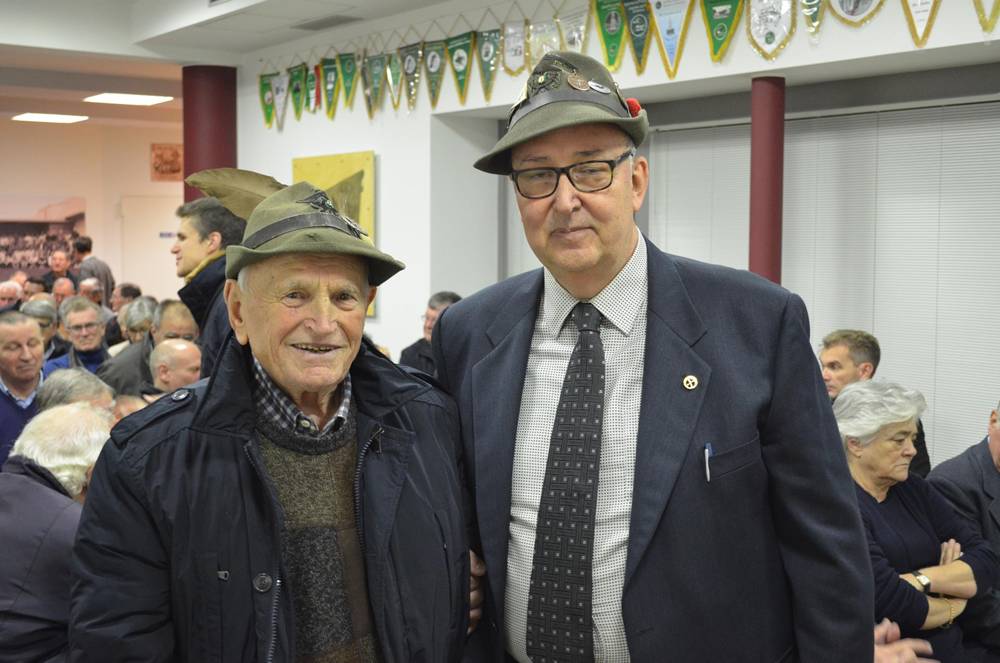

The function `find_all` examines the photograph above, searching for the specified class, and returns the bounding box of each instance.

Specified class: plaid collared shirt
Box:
[251,357,351,436]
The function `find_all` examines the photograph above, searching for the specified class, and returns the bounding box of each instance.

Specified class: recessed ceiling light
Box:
[84,93,173,106]
[12,113,89,123]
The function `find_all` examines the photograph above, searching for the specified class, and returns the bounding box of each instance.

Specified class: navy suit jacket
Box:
[434,236,874,662]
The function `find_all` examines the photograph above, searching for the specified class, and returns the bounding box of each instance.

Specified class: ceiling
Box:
[0,0,445,127]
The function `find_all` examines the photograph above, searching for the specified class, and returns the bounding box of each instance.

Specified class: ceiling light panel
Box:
[12,113,88,123]
[84,93,173,106]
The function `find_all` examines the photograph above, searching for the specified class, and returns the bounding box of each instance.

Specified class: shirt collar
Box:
[538,234,648,336]
[251,357,351,436]
[0,370,43,409]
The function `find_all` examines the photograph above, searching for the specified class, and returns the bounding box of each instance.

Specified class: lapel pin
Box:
[682,375,699,390]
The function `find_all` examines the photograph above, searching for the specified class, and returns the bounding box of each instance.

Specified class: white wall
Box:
[0,119,183,294]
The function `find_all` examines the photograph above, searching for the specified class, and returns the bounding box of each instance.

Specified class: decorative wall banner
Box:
[321,58,341,119]
[829,0,885,25]
[701,0,745,62]
[399,42,424,110]
[386,53,403,110]
[527,18,563,68]
[747,0,795,59]
[477,29,502,101]
[270,72,290,130]
[503,20,527,74]
[594,0,628,70]
[305,65,319,113]
[652,0,695,78]
[288,63,307,121]
[623,0,654,73]
[259,72,277,128]
[338,53,360,108]
[362,53,388,118]
[973,0,1000,32]
[446,32,475,104]
[558,4,592,51]
[424,40,447,108]
[801,0,826,33]
[901,0,942,47]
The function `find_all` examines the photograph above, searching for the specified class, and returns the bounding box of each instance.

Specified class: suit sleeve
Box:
[69,441,174,662]
[760,293,875,661]
[921,478,999,594]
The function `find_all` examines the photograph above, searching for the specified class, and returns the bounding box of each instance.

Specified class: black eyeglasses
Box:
[510,148,635,199]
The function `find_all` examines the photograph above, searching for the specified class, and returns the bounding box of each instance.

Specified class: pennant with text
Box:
[338,53,359,109]
[901,0,942,47]
[623,0,654,73]
[652,0,694,78]
[594,0,627,71]
[503,20,527,75]
[558,5,592,52]
[386,52,404,110]
[270,72,290,131]
[424,40,447,109]
[259,72,277,128]
[399,42,424,110]
[476,29,501,102]
[321,58,341,119]
[288,63,307,121]
[362,53,388,118]
[527,19,563,69]
[446,32,475,105]
[747,0,795,59]
[701,0,744,62]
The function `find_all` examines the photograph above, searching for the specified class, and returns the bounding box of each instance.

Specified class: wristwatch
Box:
[913,572,932,594]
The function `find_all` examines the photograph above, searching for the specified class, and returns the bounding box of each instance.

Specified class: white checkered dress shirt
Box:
[506,237,648,663]
[251,358,351,435]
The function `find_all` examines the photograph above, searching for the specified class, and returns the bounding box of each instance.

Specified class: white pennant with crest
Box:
[503,19,527,74]
[828,0,886,26]
[901,0,942,47]
[557,4,592,52]
[270,72,290,130]
[747,0,795,60]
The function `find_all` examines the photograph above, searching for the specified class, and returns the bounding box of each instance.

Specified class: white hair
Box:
[0,280,22,296]
[832,380,927,449]
[10,402,112,498]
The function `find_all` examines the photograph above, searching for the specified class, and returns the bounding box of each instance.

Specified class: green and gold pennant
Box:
[701,0,744,62]
[801,0,825,34]
[399,42,424,110]
[423,40,447,109]
[476,29,501,102]
[288,63,307,121]
[259,72,277,128]
[362,53,388,118]
[623,0,654,73]
[305,65,319,113]
[338,52,359,109]
[594,0,627,71]
[446,32,475,105]
[386,52,404,110]
[320,58,341,119]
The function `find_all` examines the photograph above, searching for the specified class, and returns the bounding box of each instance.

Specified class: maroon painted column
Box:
[748,76,785,284]
[182,66,237,202]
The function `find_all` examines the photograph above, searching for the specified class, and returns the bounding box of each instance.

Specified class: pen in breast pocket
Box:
[704,443,714,482]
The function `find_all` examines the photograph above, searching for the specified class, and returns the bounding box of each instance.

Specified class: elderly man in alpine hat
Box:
[70,181,470,662]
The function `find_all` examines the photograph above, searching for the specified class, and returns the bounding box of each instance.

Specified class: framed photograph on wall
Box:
[150,143,184,182]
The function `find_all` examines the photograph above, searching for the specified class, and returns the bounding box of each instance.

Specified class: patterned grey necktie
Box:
[526,302,605,662]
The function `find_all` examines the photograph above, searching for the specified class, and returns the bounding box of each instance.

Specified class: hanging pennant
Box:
[747,0,795,59]
[623,0,654,73]
[558,4,592,51]
[527,18,563,69]
[446,32,475,105]
[288,63,307,121]
[424,40,447,108]
[901,0,942,47]
[362,53,388,118]
[594,0,627,70]
[270,72,290,131]
[259,72,277,128]
[828,0,885,25]
[320,58,341,119]
[503,20,527,75]
[386,52,404,110]
[304,64,318,113]
[312,64,324,113]
[399,42,424,110]
[338,52,360,109]
[652,0,695,78]
[973,0,1000,32]
[801,0,826,33]
[701,0,745,62]
[476,29,501,102]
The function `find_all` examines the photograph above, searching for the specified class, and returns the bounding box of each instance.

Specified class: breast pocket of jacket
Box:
[708,433,762,481]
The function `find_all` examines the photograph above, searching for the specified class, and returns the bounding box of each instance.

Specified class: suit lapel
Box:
[471,272,542,625]
[973,438,1000,531]
[626,240,710,584]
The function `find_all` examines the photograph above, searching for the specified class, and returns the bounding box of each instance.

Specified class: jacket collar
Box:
[178,255,227,325]
[2,455,73,499]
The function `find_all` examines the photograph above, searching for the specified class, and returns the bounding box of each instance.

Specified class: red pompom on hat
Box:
[626,98,642,117]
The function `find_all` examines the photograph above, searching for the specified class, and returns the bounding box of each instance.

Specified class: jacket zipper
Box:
[353,424,383,556]
[243,444,284,663]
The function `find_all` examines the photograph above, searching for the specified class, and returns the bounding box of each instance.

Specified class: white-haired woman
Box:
[836,380,999,663]
[0,402,111,661]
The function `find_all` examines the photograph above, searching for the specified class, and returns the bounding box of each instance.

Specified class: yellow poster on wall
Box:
[292,150,377,315]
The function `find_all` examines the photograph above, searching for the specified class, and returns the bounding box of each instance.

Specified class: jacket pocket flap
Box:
[709,434,761,478]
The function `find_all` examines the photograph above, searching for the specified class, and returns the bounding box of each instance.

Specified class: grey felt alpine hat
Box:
[474,51,648,175]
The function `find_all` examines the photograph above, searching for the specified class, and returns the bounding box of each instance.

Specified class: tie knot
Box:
[571,302,602,333]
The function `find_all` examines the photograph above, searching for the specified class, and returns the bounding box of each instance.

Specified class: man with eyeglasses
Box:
[43,297,108,377]
[0,311,45,464]
[399,291,462,375]
[433,52,874,661]
[98,299,198,397]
